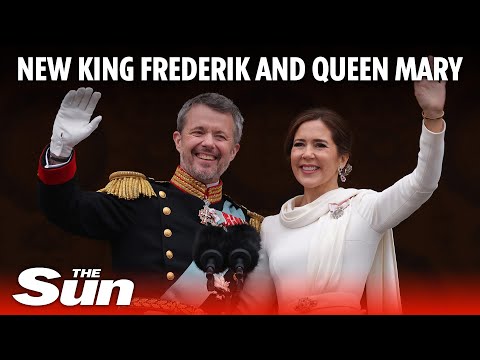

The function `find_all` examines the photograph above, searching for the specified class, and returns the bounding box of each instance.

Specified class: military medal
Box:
[198,199,221,226]
[198,199,248,229]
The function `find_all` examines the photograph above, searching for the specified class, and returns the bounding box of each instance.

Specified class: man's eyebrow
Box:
[189,126,205,131]
[188,126,229,136]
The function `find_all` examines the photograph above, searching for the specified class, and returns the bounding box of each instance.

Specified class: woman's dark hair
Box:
[283,107,354,160]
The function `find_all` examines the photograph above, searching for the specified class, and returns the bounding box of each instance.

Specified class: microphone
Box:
[193,223,261,293]
[192,225,228,291]
[224,224,261,291]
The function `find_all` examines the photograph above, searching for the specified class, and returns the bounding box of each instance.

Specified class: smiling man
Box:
[173,98,240,185]
[37,88,268,314]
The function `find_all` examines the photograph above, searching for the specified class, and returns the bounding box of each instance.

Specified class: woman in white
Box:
[238,59,446,315]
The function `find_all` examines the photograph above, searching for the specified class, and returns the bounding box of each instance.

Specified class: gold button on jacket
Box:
[38,166,263,302]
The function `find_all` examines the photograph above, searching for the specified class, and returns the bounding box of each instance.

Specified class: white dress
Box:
[237,121,445,315]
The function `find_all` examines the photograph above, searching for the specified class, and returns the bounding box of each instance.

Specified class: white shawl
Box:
[279,187,402,314]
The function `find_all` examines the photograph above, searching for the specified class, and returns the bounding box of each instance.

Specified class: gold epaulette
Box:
[247,210,264,233]
[97,171,157,200]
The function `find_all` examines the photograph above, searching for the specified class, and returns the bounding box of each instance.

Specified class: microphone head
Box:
[192,225,229,273]
[225,224,261,273]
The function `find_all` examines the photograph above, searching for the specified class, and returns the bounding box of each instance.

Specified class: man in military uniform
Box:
[37,87,275,314]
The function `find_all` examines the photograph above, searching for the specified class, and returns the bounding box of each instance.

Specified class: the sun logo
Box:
[12,268,134,306]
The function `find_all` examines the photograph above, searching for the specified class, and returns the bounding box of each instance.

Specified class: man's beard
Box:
[180,153,229,184]
[190,167,218,184]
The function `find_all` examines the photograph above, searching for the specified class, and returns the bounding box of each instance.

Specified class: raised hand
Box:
[414,55,446,119]
[50,87,102,158]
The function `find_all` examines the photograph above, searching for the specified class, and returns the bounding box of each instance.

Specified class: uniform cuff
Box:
[37,145,77,185]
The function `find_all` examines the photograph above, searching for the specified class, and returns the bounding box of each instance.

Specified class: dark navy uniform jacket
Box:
[37,147,263,313]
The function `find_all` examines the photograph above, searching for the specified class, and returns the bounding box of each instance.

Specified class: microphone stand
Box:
[199,249,224,292]
[227,249,251,313]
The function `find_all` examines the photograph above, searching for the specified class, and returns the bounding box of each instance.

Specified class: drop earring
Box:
[338,163,353,183]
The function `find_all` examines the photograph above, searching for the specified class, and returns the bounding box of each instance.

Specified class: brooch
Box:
[328,199,351,219]
[294,297,318,314]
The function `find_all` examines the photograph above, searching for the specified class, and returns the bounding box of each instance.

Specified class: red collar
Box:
[170,166,223,204]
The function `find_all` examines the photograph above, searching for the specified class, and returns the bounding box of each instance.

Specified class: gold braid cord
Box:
[97,171,157,200]
[128,297,206,315]
[247,210,264,232]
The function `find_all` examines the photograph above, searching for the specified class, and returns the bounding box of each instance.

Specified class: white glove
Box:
[49,87,102,158]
